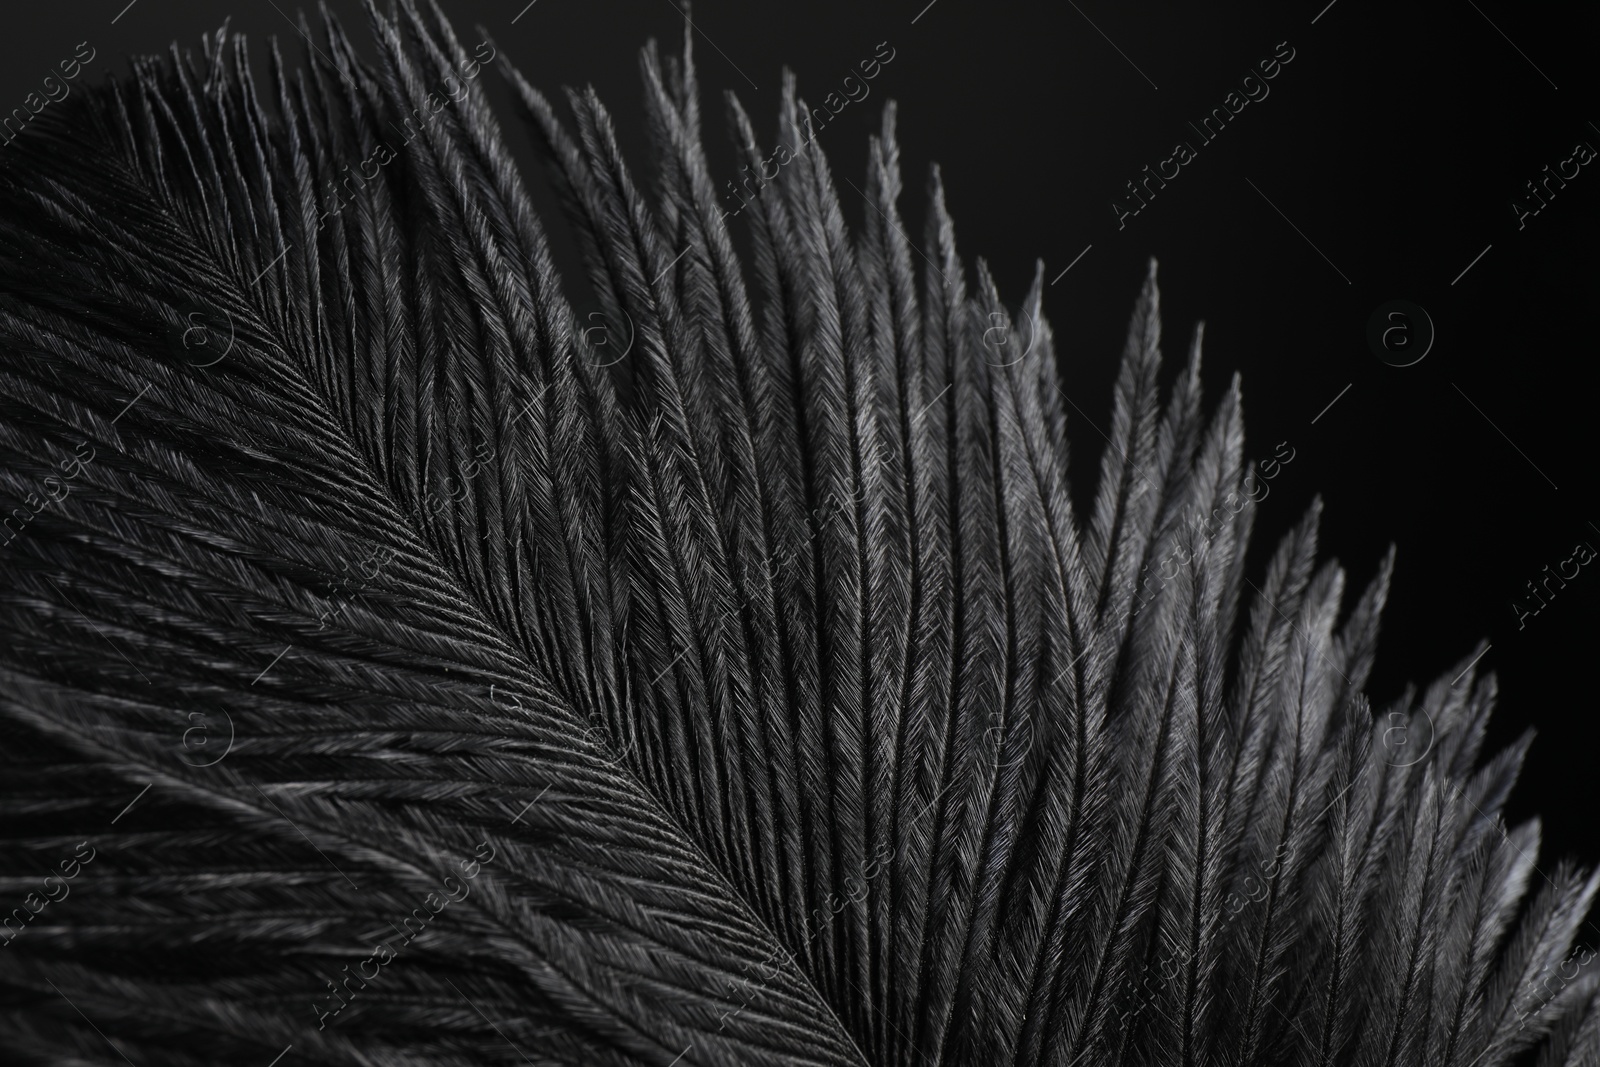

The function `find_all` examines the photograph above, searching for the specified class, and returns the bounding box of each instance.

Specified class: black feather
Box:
[0,4,1591,1065]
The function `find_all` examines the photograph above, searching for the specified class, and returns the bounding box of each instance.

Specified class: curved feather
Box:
[0,5,1593,1066]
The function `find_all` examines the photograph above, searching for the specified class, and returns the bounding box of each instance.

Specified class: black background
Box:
[3,0,1595,862]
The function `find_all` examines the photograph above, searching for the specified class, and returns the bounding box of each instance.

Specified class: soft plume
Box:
[0,3,1593,1065]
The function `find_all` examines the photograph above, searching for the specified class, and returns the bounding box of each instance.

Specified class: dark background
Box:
[3,0,1595,861]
